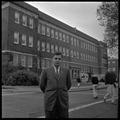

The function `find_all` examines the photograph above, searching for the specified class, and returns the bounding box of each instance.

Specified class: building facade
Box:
[2,1,108,79]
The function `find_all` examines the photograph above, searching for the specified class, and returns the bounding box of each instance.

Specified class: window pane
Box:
[59,32,62,40]
[46,43,50,52]
[22,15,27,26]
[51,29,54,38]
[55,31,58,39]
[21,55,26,67]
[14,32,19,44]
[47,27,50,37]
[15,11,19,24]
[29,18,33,29]
[28,56,32,68]
[29,36,33,47]
[13,53,19,66]
[38,23,41,34]
[42,25,45,35]
[63,34,65,42]
[42,42,45,51]
[37,57,40,69]
[22,34,26,46]
[37,40,40,51]
[51,44,54,53]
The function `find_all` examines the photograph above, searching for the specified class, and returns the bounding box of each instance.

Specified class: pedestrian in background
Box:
[76,76,81,87]
[91,74,99,99]
[104,70,117,104]
[39,52,71,118]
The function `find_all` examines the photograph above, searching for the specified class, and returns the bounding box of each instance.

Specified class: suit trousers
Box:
[45,97,69,118]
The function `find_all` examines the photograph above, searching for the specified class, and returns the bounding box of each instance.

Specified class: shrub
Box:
[6,70,39,86]
[2,64,26,85]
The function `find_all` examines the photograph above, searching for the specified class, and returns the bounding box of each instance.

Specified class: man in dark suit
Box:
[39,52,71,118]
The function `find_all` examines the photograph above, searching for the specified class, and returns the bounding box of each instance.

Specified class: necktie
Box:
[56,68,59,74]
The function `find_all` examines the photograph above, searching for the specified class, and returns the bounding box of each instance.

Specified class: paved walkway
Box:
[2,82,107,93]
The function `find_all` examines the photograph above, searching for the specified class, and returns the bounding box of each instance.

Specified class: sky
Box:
[26,2,105,41]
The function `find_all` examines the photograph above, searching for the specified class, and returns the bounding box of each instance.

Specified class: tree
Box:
[96,2,118,57]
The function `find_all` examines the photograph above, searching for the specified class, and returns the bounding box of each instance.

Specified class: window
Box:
[28,56,32,68]
[29,18,33,29]
[66,35,69,43]
[38,23,41,34]
[42,24,45,35]
[71,50,73,57]
[112,61,115,64]
[41,59,46,69]
[37,57,40,69]
[47,27,50,37]
[15,11,20,24]
[74,51,76,57]
[59,46,62,53]
[22,15,27,26]
[66,49,69,56]
[88,44,90,51]
[14,32,19,44]
[37,40,40,51]
[13,53,19,66]
[112,67,116,71]
[21,34,26,46]
[51,29,54,38]
[77,39,79,47]
[59,32,62,40]
[42,42,45,51]
[55,31,58,39]
[46,43,50,52]
[51,44,54,53]
[81,53,83,60]
[74,38,76,46]
[29,36,33,47]
[63,48,65,56]
[71,37,74,45]
[77,52,79,59]
[63,34,66,42]
[83,42,85,49]
[21,55,26,67]
[81,42,83,48]
[55,45,58,52]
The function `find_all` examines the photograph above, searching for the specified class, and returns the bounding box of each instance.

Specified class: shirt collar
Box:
[53,65,60,73]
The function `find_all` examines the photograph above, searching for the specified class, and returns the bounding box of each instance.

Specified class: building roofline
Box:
[3,1,103,44]
[38,10,99,44]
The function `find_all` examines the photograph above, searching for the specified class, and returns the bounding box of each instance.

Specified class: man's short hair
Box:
[53,52,63,57]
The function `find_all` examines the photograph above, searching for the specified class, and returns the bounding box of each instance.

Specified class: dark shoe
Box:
[94,96,98,99]
[104,98,106,103]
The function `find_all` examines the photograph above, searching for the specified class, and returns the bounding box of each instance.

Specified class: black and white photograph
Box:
[2,1,119,118]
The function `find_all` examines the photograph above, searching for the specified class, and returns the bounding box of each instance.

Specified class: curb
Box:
[2,86,107,94]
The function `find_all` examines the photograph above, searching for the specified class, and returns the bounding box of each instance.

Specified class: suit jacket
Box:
[39,66,71,111]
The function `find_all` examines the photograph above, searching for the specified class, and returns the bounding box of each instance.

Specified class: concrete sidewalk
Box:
[2,82,107,93]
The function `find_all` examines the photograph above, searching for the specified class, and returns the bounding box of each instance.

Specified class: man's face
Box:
[52,55,62,67]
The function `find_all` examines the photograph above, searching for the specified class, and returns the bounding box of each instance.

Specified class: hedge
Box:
[5,70,39,86]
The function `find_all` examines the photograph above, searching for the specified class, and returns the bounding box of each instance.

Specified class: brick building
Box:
[2,1,108,79]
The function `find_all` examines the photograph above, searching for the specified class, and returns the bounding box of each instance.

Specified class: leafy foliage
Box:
[2,64,39,86]
[5,70,39,86]
[97,2,118,48]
